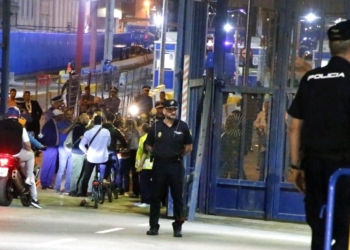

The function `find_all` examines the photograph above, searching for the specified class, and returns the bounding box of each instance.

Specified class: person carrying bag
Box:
[78,115,111,206]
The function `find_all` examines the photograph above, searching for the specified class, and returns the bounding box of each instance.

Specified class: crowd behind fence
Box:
[28,65,153,117]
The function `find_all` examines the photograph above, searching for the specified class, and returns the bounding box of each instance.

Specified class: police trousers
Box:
[303,156,350,250]
[149,159,184,229]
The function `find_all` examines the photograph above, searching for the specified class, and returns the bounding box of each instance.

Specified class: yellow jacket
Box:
[136,134,152,170]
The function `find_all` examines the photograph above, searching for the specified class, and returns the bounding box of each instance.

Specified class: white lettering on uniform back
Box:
[307,72,345,81]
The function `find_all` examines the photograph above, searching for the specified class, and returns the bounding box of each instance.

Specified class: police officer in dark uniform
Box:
[145,99,193,237]
[150,101,165,125]
[288,20,350,250]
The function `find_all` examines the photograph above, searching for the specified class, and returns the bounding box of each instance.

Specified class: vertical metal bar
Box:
[347,0,350,19]
[267,0,295,220]
[158,0,168,87]
[75,0,85,75]
[35,77,38,100]
[0,0,11,116]
[213,0,228,77]
[174,0,187,102]
[90,0,98,69]
[290,14,299,88]
[188,67,214,221]
[46,76,49,111]
[242,0,253,87]
[104,0,115,60]
[315,0,326,68]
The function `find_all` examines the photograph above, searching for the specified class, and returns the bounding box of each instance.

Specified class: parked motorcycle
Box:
[0,154,32,206]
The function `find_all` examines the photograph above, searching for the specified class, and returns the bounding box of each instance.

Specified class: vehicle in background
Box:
[113,44,130,60]
[131,30,155,51]
[125,24,159,39]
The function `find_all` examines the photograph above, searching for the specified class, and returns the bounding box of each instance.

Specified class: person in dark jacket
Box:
[134,85,153,116]
[100,113,127,187]
[23,91,43,139]
[40,109,64,189]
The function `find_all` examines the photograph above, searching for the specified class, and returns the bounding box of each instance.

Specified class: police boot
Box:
[172,222,182,238]
[146,224,159,236]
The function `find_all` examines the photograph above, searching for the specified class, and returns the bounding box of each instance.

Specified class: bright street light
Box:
[154,14,163,27]
[224,23,233,32]
[304,13,319,22]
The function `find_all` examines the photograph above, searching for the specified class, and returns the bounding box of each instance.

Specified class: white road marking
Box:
[95,228,124,234]
[37,238,77,246]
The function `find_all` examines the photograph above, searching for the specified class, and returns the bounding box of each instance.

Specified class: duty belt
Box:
[154,156,182,163]
[304,150,350,162]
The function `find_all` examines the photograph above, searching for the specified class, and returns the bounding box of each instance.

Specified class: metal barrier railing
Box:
[324,168,350,250]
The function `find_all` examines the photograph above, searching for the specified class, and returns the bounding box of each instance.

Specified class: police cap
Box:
[155,101,164,108]
[328,20,350,41]
[51,95,63,103]
[142,85,151,90]
[110,86,118,92]
[163,99,178,109]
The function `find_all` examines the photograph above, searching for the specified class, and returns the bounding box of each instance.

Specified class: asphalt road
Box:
[0,189,311,250]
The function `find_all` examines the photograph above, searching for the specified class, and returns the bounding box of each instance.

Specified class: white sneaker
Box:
[138,203,150,208]
[25,177,35,186]
[31,200,42,209]
[134,202,142,206]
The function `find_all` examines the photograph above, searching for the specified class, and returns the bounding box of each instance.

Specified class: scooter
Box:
[0,154,32,207]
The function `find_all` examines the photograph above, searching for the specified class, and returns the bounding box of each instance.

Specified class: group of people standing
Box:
[6,78,193,238]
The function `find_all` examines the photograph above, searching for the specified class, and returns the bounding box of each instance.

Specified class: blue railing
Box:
[324,168,350,250]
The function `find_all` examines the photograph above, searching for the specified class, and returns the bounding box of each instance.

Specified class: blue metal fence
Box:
[0,31,132,75]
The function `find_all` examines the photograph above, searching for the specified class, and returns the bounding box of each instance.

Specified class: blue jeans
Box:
[100,151,120,185]
[120,158,131,192]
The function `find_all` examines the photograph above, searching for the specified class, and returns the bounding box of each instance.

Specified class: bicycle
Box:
[91,164,105,209]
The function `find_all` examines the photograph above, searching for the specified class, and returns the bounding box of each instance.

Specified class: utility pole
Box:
[104,0,115,61]
[1,0,11,116]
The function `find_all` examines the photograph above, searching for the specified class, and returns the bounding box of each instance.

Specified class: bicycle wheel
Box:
[107,186,112,203]
[107,175,113,202]
[98,185,105,204]
[93,191,98,209]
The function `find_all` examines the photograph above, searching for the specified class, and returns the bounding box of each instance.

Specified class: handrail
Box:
[324,168,350,250]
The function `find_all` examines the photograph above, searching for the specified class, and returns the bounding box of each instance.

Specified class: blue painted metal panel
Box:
[278,188,305,215]
[0,31,131,75]
[153,70,174,89]
[155,43,176,51]
[215,184,238,209]
[236,75,258,86]
[185,84,204,213]
[237,187,265,211]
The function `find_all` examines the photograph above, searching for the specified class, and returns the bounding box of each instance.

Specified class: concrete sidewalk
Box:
[36,187,310,238]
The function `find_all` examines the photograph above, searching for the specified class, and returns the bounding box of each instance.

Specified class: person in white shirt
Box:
[78,115,111,206]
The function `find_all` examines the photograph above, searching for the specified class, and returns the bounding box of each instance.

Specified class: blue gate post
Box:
[324,168,350,250]
[0,0,11,116]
